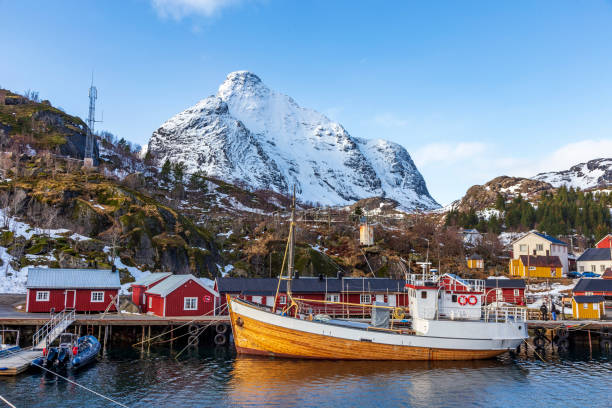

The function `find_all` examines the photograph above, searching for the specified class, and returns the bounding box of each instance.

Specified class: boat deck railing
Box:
[482,306,527,323]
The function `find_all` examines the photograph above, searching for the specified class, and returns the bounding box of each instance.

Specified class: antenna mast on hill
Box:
[84,73,102,168]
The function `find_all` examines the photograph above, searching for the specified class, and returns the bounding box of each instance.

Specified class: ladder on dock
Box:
[32,309,76,350]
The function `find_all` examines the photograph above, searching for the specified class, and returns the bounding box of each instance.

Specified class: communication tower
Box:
[84,75,101,168]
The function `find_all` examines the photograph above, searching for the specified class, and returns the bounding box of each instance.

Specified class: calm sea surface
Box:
[0,346,610,408]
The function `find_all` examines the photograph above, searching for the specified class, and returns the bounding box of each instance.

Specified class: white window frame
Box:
[601,265,606,272]
[583,303,588,309]
[279,295,287,305]
[91,291,104,302]
[519,244,527,251]
[529,266,536,271]
[514,289,520,297]
[536,244,543,251]
[579,266,584,272]
[591,265,596,272]
[184,297,198,310]
[326,294,340,302]
[360,294,372,304]
[148,296,152,308]
[36,291,49,302]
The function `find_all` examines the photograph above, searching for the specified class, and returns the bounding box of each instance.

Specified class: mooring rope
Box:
[5,348,128,408]
[0,393,17,408]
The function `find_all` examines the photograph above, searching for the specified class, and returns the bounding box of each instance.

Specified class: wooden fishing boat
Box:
[228,190,528,361]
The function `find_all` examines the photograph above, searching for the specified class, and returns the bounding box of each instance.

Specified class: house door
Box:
[65,290,76,309]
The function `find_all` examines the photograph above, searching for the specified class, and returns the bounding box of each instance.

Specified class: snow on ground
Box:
[498,231,526,247]
[478,208,501,220]
[217,229,233,238]
[526,281,576,315]
[103,246,152,294]
[217,263,234,277]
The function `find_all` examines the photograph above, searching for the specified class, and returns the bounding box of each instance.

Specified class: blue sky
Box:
[1,0,612,205]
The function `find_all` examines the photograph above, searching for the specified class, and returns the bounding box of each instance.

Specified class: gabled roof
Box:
[485,278,526,289]
[146,274,218,297]
[573,295,605,303]
[512,231,567,246]
[573,278,612,293]
[26,268,121,289]
[519,255,562,268]
[576,248,612,262]
[532,232,568,245]
[132,272,172,287]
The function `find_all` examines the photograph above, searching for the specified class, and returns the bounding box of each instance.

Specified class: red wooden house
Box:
[144,274,219,317]
[26,268,121,313]
[595,234,612,249]
[484,278,526,305]
[131,272,171,312]
[214,277,408,316]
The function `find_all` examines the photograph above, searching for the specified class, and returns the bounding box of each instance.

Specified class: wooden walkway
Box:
[526,320,612,329]
[0,349,40,375]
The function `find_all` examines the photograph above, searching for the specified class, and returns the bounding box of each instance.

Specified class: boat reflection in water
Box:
[227,356,526,407]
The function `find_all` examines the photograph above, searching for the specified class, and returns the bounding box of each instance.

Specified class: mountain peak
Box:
[149,72,439,210]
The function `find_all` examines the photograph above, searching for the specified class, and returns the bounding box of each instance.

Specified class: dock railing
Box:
[32,309,76,350]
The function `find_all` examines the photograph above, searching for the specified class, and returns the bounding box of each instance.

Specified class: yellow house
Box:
[509,255,563,278]
[467,254,484,269]
[572,295,604,320]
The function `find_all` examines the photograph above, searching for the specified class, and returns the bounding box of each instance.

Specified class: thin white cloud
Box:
[531,139,612,175]
[151,0,246,19]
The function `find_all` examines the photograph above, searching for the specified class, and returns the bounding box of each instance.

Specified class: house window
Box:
[36,291,49,301]
[536,244,543,251]
[583,303,588,309]
[420,291,427,299]
[529,266,536,271]
[601,265,606,272]
[360,294,372,304]
[579,266,584,272]
[91,291,104,302]
[519,245,527,251]
[279,295,287,305]
[591,265,596,272]
[551,269,556,277]
[184,297,197,310]
[326,294,340,302]
[514,289,520,297]
[496,289,503,298]
[594,303,598,311]
[148,297,152,308]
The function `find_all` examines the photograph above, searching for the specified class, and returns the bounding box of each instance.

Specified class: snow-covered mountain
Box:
[148,71,438,210]
[533,158,612,189]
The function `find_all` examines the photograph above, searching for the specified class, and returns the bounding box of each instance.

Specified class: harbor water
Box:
[0,347,610,407]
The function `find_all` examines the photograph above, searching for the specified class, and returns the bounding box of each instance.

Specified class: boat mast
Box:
[272,186,296,313]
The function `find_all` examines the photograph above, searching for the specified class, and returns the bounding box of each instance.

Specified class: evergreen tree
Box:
[160,159,172,183]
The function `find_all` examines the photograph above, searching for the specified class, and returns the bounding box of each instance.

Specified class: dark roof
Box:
[573,295,605,303]
[215,277,406,295]
[519,255,562,268]
[532,232,568,246]
[573,278,612,293]
[576,248,612,262]
[485,279,526,289]
[468,254,483,260]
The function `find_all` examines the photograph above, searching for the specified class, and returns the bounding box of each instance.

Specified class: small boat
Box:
[228,191,529,361]
[70,335,101,369]
[32,334,100,370]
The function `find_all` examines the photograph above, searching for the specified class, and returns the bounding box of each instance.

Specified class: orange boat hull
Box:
[229,299,506,361]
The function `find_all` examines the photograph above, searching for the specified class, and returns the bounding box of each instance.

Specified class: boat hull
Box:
[229,298,522,361]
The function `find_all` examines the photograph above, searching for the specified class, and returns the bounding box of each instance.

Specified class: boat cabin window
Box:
[360,294,371,304]
[184,297,198,310]
[36,291,49,301]
[452,294,457,303]
[91,291,104,302]
[421,291,427,299]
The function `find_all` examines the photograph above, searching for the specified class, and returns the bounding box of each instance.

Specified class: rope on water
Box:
[5,348,128,408]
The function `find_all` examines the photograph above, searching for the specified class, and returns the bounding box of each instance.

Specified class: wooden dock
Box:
[0,313,230,326]
[0,349,40,375]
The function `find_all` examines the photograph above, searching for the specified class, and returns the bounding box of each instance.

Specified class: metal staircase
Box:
[32,309,76,350]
